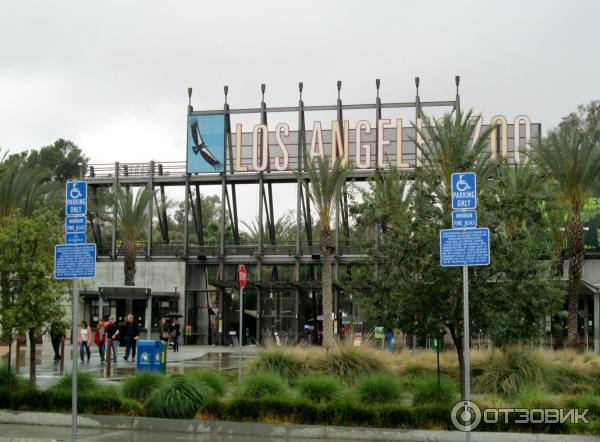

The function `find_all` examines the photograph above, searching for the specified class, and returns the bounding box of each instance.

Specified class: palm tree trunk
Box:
[321,226,335,350]
[124,239,136,286]
[566,218,584,348]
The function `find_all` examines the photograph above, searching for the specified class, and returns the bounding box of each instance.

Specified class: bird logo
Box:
[190,121,223,171]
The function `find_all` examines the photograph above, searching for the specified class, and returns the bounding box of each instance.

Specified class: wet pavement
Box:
[0,424,318,441]
[0,341,257,388]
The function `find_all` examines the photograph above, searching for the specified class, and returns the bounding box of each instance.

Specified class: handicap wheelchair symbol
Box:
[455,174,471,192]
[69,184,83,199]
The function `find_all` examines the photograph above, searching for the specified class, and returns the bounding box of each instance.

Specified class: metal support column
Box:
[183,174,190,258]
[146,160,154,258]
[145,293,152,339]
[219,174,226,278]
[111,162,119,259]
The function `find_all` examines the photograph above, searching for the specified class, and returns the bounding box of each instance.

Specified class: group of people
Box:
[50,314,181,364]
[75,314,140,364]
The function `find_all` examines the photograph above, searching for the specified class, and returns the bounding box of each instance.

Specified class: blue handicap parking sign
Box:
[54,244,96,279]
[451,172,476,210]
[440,228,490,267]
[65,181,87,216]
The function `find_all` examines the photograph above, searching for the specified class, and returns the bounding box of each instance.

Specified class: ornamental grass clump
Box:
[296,375,341,403]
[52,371,99,393]
[474,347,550,397]
[319,347,384,385]
[121,372,165,402]
[188,370,228,397]
[355,373,403,405]
[143,375,215,419]
[412,375,458,406]
[248,348,305,382]
[237,372,286,399]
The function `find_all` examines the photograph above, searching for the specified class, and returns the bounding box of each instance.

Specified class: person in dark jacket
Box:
[49,321,66,362]
[123,314,139,361]
[105,317,120,364]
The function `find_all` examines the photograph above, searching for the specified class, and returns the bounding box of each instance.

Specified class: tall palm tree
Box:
[414,109,497,398]
[415,110,497,214]
[114,186,152,286]
[300,156,350,350]
[534,125,600,347]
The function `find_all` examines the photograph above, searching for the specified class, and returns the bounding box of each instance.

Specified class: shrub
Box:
[248,348,304,382]
[565,393,600,420]
[122,372,165,402]
[296,376,341,403]
[474,347,550,397]
[319,348,384,384]
[144,375,215,419]
[412,376,458,406]
[514,385,565,410]
[355,374,402,405]
[188,370,228,397]
[0,364,19,388]
[237,372,286,399]
[52,371,99,393]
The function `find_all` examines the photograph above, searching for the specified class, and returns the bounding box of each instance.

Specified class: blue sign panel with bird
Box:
[187,114,225,173]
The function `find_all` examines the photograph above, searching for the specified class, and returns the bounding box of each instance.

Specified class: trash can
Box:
[136,340,167,373]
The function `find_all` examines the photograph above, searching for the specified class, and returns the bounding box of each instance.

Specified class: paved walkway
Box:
[0,341,257,387]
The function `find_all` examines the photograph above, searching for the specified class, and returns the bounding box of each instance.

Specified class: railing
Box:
[85,161,187,178]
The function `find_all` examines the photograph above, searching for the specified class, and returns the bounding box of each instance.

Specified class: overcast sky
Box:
[1,0,599,223]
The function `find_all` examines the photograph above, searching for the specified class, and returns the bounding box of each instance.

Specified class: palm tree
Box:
[415,110,497,214]
[414,109,497,398]
[300,156,350,350]
[114,186,152,286]
[534,125,600,348]
[241,212,295,244]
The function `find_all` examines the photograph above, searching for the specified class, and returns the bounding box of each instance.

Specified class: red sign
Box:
[239,264,247,289]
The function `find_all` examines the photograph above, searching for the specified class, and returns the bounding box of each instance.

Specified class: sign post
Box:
[441,172,490,442]
[238,264,247,383]
[54,180,96,442]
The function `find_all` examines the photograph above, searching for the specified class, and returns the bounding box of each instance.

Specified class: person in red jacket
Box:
[94,319,106,363]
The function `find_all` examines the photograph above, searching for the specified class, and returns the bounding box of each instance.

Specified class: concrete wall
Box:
[79,260,186,315]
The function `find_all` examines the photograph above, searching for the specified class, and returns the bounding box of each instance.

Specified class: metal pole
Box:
[463,265,470,442]
[238,286,243,383]
[71,278,79,442]
[594,292,600,355]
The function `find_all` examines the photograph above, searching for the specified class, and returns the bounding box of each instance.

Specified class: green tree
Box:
[115,186,152,286]
[534,124,600,347]
[241,211,296,244]
[0,210,66,386]
[300,156,350,350]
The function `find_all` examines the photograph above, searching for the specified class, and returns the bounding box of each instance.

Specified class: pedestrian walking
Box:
[171,319,181,352]
[49,321,65,362]
[159,318,170,343]
[78,321,91,363]
[123,314,139,362]
[106,316,120,364]
[94,319,106,363]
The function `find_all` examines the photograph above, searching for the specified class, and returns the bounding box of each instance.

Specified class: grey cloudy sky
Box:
[1,0,599,221]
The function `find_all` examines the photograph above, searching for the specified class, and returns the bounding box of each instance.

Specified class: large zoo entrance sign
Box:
[82,77,542,352]
[186,83,540,174]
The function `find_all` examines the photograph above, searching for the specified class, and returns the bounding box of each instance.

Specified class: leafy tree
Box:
[533,124,600,347]
[115,186,152,286]
[0,210,66,386]
[300,156,350,350]
[23,139,88,183]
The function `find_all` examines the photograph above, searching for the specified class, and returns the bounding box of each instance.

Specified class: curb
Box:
[0,410,597,441]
